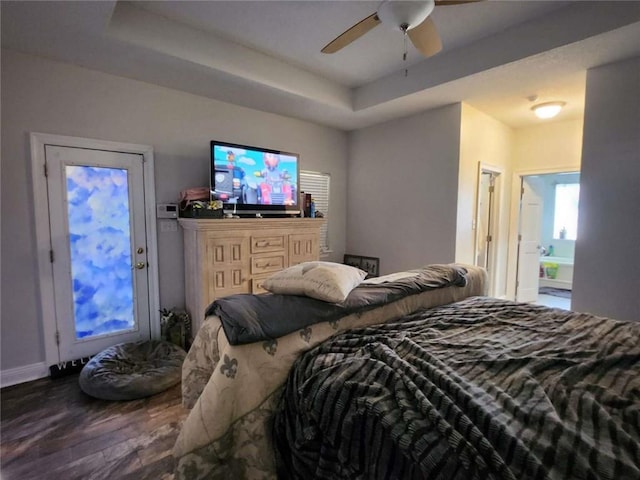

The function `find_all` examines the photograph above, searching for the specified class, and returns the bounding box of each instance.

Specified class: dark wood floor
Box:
[0,374,188,480]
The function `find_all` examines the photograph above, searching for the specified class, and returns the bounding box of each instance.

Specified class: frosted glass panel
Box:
[66,165,135,339]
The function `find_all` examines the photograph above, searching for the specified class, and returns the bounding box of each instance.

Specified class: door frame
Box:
[473,162,503,297]
[506,165,580,301]
[30,132,160,367]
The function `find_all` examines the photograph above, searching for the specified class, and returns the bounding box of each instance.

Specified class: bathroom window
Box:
[553,183,580,240]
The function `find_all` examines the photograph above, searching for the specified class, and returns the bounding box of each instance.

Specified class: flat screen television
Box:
[210,140,300,216]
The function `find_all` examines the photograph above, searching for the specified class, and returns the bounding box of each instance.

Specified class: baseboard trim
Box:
[0,362,49,388]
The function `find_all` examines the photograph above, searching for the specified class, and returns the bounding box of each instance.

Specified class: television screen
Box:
[211,140,300,215]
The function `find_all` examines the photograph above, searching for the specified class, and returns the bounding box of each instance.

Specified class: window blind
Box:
[300,171,330,253]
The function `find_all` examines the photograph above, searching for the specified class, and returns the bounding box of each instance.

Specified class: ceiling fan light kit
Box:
[377,0,435,32]
[532,101,566,119]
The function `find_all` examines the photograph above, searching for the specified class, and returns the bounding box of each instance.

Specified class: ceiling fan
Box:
[322,0,482,58]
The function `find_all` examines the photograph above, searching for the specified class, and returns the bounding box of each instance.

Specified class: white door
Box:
[516,178,543,302]
[46,145,151,361]
[475,172,495,270]
[475,167,502,297]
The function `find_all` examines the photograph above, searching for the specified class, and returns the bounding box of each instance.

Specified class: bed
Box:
[173,263,640,480]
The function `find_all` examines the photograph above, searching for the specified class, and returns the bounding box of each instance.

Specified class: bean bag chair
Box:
[79,340,186,401]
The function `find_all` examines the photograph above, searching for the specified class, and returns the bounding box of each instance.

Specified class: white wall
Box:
[513,119,583,172]
[1,50,348,371]
[572,56,640,321]
[347,104,462,274]
[458,104,514,297]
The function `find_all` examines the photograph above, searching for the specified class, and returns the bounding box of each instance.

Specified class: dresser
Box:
[179,217,323,334]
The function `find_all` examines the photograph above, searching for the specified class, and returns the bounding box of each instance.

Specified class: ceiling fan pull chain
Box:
[402,24,409,77]
[403,29,408,61]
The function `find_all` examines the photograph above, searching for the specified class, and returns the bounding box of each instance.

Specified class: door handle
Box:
[134,262,146,270]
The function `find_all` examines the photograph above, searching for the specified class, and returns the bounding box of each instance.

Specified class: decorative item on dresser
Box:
[178,217,323,335]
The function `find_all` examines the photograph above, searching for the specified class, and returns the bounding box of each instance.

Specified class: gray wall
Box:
[1,50,348,370]
[347,104,462,274]
[572,56,640,321]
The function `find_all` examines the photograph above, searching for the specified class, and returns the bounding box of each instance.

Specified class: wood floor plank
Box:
[87,450,144,480]
[2,448,75,480]
[0,374,188,480]
[47,451,108,480]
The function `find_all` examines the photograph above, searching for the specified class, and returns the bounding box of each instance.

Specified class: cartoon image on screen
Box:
[212,145,297,207]
[213,149,246,201]
[253,152,295,205]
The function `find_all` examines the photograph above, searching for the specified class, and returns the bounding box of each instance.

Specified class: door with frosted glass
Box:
[46,145,150,361]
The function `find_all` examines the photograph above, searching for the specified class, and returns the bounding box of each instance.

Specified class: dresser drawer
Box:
[251,276,271,294]
[251,235,286,254]
[251,255,285,275]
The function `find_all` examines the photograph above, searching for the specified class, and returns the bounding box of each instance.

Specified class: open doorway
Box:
[513,170,580,309]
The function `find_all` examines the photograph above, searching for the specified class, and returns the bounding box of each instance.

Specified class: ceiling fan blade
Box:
[321,13,381,54]
[435,0,483,5]
[408,17,442,57]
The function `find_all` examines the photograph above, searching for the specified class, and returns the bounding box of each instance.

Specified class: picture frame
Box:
[343,254,380,278]
[343,254,362,269]
[360,256,380,278]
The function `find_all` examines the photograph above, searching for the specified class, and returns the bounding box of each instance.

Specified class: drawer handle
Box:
[256,241,271,247]
[258,262,274,268]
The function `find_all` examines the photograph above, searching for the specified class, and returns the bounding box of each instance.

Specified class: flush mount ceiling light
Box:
[531,101,566,119]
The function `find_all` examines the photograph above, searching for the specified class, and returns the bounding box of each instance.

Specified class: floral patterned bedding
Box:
[173,265,487,479]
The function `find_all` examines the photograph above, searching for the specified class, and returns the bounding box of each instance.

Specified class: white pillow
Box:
[262,261,367,303]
